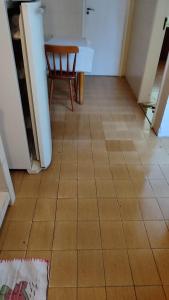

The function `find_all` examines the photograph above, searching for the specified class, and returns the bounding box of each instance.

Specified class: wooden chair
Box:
[45,44,79,111]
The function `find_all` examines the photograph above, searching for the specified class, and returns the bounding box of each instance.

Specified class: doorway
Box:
[141,18,169,124]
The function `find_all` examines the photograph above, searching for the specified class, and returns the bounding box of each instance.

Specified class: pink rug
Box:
[0,259,48,300]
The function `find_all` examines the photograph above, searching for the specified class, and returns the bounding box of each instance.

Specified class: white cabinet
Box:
[0,136,15,227]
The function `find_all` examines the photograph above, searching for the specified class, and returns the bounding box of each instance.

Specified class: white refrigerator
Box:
[0,0,52,172]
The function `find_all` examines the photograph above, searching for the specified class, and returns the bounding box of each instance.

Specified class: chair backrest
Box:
[45,44,79,76]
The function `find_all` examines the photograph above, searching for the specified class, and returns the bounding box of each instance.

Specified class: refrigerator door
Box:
[20,0,52,168]
[0,0,32,170]
[19,13,40,161]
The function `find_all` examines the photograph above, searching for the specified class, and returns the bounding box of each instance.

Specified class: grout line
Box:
[143,218,165,292]
[97,196,107,300]
[25,193,41,257]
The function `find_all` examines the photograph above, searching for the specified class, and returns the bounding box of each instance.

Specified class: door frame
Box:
[119,0,135,76]
[82,0,86,38]
[82,0,135,76]
[138,0,169,103]
[152,52,169,135]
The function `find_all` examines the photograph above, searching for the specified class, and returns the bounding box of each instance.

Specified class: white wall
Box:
[126,0,158,99]
[43,0,83,39]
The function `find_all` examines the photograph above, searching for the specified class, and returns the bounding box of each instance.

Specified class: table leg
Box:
[78,72,85,104]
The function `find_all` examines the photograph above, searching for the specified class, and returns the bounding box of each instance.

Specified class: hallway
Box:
[1,77,169,299]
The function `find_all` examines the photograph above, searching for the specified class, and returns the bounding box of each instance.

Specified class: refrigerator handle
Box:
[37,5,46,14]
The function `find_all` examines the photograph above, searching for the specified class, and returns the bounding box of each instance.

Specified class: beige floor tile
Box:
[26,250,51,260]
[18,179,40,198]
[11,170,24,184]
[92,151,109,164]
[149,179,169,197]
[111,164,130,179]
[7,197,36,221]
[12,180,22,194]
[123,221,150,249]
[127,164,145,180]
[78,141,92,152]
[96,180,116,197]
[94,164,112,179]
[114,180,136,198]
[62,141,77,153]
[2,221,31,250]
[133,180,154,198]
[106,287,136,300]
[56,199,77,220]
[145,221,169,248]
[78,162,95,179]
[62,151,77,163]
[128,249,160,285]
[92,141,106,152]
[139,198,163,220]
[154,249,169,284]
[53,222,77,250]
[100,222,126,249]
[159,164,169,181]
[78,222,101,249]
[78,198,98,220]
[0,251,26,259]
[118,198,142,220]
[0,220,9,249]
[33,198,56,221]
[78,151,93,162]
[28,222,54,250]
[163,286,169,300]
[157,198,169,219]
[60,162,77,179]
[50,251,77,287]
[143,164,165,179]
[58,180,77,198]
[78,288,106,300]
[123,151,141,164]
[39,178,58,198]
[103,250,133,286]
[98,198,121,220]
[41,165,60,180]
[78,181,96,198]
[48,288,76,300]
[135,286,166,300]
[120,140,136,151]
[106,140,121,152]
[109,152,125,164]
[78,250,105,287]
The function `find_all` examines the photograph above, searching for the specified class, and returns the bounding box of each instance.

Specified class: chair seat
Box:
[49,70,77,80]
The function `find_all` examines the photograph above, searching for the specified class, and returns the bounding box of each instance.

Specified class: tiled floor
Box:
[1,77,169,299]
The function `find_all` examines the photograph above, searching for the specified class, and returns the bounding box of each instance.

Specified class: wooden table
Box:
[46,38,94,104]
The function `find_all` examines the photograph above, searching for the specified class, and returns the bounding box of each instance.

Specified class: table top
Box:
[46,37,91,47]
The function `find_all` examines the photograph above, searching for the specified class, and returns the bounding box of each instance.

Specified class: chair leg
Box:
[69,79,74,112]
[49,79,54,106]
[74,77,78,102]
